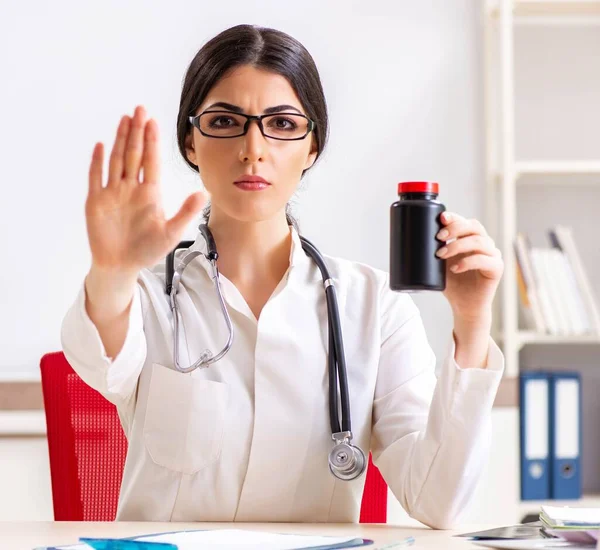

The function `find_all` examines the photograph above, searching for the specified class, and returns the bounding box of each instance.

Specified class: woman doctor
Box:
[61,24,505,528]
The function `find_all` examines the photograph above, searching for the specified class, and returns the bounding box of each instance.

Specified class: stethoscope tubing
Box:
[165,225,365,481]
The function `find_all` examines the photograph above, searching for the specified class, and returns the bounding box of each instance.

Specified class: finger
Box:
[141,118,160,184]
[437,215,487,242]
[450,253,504,279]
[436,234,497,260]
[108,116,131,186]
[440,211,464,226]
[88,143,104,194]
[165,192,206,244]
[124,106,147,180]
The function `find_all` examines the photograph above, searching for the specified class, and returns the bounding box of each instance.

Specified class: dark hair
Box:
[176,24,329,229]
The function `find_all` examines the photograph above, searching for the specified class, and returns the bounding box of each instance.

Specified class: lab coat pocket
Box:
[143,363,228,474]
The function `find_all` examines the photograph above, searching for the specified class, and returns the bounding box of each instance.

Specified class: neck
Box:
[206,209,293,285]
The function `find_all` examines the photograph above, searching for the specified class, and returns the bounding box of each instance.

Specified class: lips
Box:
[234,175,271,191]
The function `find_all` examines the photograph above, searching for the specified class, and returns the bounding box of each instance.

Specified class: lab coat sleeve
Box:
[60,280,147,412]
[370,286,504,530]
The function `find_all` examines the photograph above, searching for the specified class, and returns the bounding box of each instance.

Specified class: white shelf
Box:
[516,1,600,16]
[519,493,600,514]
[0,371,40,383]
[491,1,600,17]
[516,161,600,176]
[0,411,46,436]
[493,162,600,184]
[518,330,600,346]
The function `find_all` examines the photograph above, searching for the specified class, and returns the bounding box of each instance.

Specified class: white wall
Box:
[0,0,486,378]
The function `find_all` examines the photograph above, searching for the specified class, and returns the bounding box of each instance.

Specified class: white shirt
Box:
[61,226,504,528]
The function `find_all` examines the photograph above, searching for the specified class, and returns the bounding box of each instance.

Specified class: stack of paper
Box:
[35,528,373,550]
[539,506,600,545]
[123,529,370,549]
[540,506,600,530]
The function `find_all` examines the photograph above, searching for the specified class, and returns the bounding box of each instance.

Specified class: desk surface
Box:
[1,522,493,549]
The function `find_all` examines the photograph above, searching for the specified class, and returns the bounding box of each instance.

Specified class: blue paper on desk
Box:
[34,528,374,550]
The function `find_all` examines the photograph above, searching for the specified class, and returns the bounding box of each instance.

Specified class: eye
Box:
[208,115,239,128]
[267,116,298,131]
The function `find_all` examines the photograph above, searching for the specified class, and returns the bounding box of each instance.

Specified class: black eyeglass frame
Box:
[188,110,316,141]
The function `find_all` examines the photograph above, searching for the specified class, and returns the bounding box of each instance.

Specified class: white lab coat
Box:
[60,226,504,528]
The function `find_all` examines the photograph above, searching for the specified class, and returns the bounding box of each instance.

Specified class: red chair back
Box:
[359,454,388,523]
[40,352,127,520]
[40,352,386,522]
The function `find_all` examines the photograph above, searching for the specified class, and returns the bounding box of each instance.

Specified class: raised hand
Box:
[86,105,205,274]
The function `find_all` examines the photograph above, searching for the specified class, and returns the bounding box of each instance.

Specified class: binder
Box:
[520,372,550,500]
[549,372,582,500]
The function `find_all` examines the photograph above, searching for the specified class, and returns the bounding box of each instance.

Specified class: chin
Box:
[221,204,284,224]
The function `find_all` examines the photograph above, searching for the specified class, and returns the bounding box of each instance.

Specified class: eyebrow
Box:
[204,102,303,115]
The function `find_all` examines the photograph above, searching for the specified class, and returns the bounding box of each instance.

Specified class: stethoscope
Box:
[165,224,366,482]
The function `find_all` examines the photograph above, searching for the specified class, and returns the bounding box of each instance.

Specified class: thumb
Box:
[165,191,206,244]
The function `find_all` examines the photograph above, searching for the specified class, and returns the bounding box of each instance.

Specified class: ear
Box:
[184,131,197,165]
[303,138,318,171]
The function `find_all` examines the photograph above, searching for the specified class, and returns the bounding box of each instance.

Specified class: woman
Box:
[61,24,504,528]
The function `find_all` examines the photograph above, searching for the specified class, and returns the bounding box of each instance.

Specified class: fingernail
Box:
[437,247,448,258]
[438,229,449,240]
[451,264,460,272]
[444,212,452,222]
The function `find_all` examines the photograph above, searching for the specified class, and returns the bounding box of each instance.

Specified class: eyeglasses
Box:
[189,110,315,141]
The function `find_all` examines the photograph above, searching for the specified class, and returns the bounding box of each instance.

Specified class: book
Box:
[514,234,548,333]
[514,228,599,337]
[551,226,600,335]
[529,247,562,335]
[547,235,591,334]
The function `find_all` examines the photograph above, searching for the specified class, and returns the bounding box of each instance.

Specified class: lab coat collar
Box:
[289,224,308,270]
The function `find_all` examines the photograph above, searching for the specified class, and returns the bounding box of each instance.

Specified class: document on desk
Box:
[34,528,374,550]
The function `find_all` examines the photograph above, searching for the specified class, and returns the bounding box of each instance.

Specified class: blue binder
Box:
[549,372,582,500]
[520,372,550,500]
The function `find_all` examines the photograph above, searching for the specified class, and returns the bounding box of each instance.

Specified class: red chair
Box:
[40,352,127,521]
[359,454,388,523]
[40,352,387,522]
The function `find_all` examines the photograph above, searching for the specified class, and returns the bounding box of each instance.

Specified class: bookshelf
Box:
[484,0,600,377]
[484,0,600,517]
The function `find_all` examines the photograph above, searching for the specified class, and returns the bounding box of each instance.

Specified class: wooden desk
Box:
[1,521,493,549]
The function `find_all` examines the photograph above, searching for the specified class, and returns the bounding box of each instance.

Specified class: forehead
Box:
[199,65,303,112]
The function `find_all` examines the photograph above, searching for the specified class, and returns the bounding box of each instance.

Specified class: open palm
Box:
[86,106,205,273]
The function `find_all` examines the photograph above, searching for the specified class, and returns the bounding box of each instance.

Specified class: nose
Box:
[238,119,266,164]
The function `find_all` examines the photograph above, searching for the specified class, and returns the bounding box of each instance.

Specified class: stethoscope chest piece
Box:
[328,431,366,481]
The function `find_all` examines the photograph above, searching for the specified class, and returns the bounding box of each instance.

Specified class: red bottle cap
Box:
[397,181,439,195]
